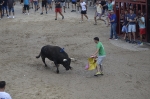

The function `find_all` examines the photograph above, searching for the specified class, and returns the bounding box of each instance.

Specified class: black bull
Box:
[36,45,72,73]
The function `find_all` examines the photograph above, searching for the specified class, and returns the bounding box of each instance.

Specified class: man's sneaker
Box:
[55,18,57,20]
[129,41,132,43]
[115,38,118,40]
[71,10,74,12]
[12,16,15,18]
[62,16,64,19]
[7,16,10,18]
[40,13,43,15]
[46,12,47,14]
[94,72,101,76]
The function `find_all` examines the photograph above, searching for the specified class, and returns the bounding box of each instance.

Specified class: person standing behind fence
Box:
[0,81,12,99]
[109,10,118,40]
[127,9,137,43]
[8,0,15,18]
[122,10,129,41]
[138,12,145,45]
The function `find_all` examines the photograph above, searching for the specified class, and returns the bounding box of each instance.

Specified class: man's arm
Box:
[110,16,115,22]
[92,48,99,57]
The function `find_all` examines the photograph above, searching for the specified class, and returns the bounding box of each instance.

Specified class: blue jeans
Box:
[2,6,8,15]
[110,23,118,39]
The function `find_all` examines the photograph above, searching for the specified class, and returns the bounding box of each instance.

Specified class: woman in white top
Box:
[94,1,106,25]
[80,0,88,22]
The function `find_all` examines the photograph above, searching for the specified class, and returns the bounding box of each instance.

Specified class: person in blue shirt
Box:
[24,0,30,15]
[127,9,137,43]
[71,0,76,12]
[109,10,118,40]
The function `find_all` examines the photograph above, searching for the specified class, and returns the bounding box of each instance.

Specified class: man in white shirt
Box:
[80,0,88,22]
[0,81,12,99]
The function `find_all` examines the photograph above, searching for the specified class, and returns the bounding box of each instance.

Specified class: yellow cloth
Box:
[88,58,97,70]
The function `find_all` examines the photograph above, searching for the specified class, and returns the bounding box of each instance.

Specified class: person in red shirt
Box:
[55,0,64,20]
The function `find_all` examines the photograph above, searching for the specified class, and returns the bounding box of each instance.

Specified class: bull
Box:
[36,45,72,73]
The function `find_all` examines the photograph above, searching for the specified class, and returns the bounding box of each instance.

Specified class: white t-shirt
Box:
[0,92,12,99]
[80,2,86,11]
[96,4,102,14]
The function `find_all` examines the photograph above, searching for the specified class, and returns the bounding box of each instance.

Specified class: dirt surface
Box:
[0,3,150,99]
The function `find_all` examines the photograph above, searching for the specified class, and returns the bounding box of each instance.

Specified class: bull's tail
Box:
[36,52,41,59]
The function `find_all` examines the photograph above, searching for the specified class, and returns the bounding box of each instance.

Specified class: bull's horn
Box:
[63,59,67,62]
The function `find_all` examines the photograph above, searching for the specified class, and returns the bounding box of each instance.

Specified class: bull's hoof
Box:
[56,70,59,74]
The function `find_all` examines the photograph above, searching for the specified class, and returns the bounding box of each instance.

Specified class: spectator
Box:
[122,10,129,40]
[33,0,38,12]
[100,0,106,16]
[65,0,69,8]
[127,9,136,43]
[2,0,8,17]
[71,0,76,12]
[109,10,118,40]
[24,0,30,15]
[60,0,65,13]
[107,0,112,11]
[76,0,80,13]
[94,1,106,25]
[55,0,64,20]
[41,0,47,15]
[47,0,52,10]
[8,0,15,18]
[0,81,12,99]
[138,12,145,45]
[30,0,33,9]
[80,0,88,22]
[20,0,24,13]
[92,37,106,76]
[0,0,4,19]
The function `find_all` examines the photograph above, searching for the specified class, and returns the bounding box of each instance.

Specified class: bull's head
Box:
[62,58,72,70]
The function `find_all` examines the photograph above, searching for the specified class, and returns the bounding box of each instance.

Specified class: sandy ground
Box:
[0,3,150,99]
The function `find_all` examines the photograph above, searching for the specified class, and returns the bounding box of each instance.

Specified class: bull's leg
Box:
[41,57,47,67]
[54,62,59,74]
